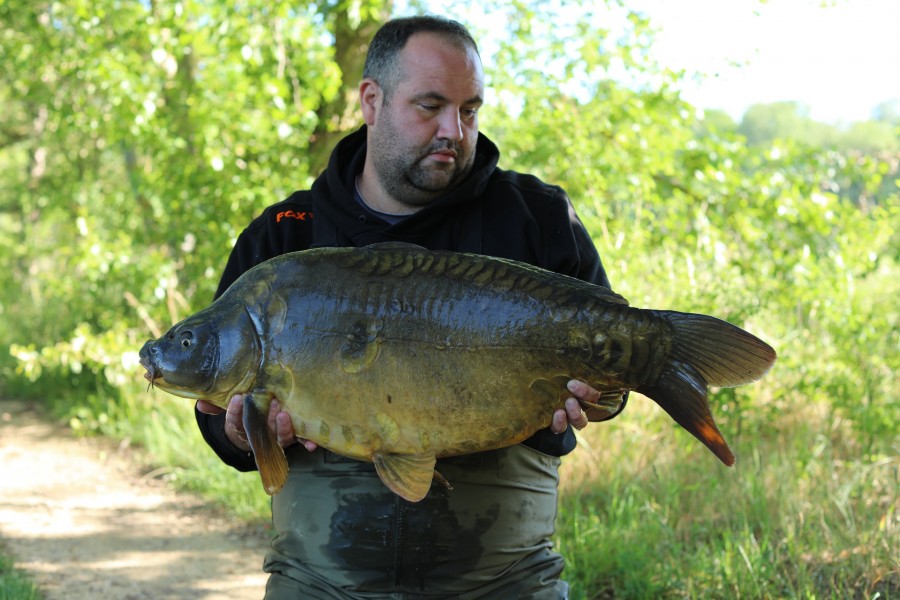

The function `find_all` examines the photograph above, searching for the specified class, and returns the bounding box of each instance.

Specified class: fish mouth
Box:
[137,360,206,400]
[139,357,160,390]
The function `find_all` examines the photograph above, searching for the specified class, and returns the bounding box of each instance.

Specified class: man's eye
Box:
[462,108,478,118]
[419,104,439,111]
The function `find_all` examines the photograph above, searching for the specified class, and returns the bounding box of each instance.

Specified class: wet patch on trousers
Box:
[326,488,497,590]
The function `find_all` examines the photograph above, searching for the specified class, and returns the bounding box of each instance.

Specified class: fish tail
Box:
[637,311,777,466]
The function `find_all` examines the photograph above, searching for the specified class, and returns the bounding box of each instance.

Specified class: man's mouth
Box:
[423,144,458,164]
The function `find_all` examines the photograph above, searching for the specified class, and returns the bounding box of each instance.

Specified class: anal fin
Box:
[373,452,437,502]
[242,394,289,495]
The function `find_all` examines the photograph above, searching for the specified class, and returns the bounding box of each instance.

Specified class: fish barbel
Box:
[139,243,776,502]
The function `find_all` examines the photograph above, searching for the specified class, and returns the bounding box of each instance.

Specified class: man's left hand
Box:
[550,379,620,433]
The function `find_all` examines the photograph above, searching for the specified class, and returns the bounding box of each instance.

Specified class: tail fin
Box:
[637,311,777,466]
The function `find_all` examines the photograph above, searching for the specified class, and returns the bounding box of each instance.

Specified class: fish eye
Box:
[180,331,194,348]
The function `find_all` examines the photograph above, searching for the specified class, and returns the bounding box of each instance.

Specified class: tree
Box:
[0,0,393,387]
[840,120,898,152]
[738,101,839,147]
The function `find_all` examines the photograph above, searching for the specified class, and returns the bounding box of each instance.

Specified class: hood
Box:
[311,126,500,252]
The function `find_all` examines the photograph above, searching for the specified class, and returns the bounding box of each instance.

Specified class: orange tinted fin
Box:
[372,452,437,502]
[637,312,776,466]
[638,361,736,466]
[242,394,288,495]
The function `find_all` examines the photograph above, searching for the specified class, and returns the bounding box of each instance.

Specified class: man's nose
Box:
[436,109,463,141]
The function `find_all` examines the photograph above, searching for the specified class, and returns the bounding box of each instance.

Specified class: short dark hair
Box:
[363,16,479,99]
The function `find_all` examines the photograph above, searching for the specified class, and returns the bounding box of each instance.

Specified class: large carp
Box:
[139,243,776,502]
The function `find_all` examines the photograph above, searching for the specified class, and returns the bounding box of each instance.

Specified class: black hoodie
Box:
[197,126,623,471]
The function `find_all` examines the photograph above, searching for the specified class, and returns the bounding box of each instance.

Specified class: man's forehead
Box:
[411,88,484,107]
[395,34,484,98]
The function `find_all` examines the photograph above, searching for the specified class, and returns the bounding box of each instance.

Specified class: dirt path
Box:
[0,400,269,599]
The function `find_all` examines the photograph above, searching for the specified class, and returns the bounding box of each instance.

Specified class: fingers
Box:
[269,400,298,448]
[223,395,250,451]
[565,397,589,430]
[568,379,625,422]
[299,438,319,452]
[548,380,595,434]
[550,408,569,434]
[270,402,315,452]
[550,398,589,434]
[566,379,599,403]
[271,403,317,452]
[196,399,225,415]
[222,395,307,452]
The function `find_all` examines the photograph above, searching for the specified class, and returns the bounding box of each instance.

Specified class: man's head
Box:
[358,16,485,213]
[363,16,480,102]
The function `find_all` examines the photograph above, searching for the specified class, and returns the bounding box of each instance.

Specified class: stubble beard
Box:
[371,115,475,208]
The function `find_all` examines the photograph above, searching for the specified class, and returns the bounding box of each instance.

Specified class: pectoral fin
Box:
[242,394,289,495]
[373,452,437,502]
[579,389,627,415]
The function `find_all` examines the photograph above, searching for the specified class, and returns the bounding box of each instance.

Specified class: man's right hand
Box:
[196,395,319,453]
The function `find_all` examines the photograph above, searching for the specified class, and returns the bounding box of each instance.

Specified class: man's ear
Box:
[359,78,382,126]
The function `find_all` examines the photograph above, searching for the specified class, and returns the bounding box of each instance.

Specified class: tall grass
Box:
[556,398,898,599]
[0,552,41,600]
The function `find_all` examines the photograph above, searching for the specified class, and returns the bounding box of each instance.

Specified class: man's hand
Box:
[196,396,318,452]
[550,380,622,434]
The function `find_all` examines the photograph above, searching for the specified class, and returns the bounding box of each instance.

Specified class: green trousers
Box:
[262,444,569,599]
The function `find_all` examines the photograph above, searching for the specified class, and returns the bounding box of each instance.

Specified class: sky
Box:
[633,0,900,124]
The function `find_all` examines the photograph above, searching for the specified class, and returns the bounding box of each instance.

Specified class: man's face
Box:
[367,33,485,208]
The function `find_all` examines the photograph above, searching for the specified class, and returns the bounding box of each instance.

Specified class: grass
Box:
[555,395,899,599]
[38,378,897,599]
[0,552,41,600]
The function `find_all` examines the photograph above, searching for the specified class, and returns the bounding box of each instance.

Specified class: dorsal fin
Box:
[367,242,428,251]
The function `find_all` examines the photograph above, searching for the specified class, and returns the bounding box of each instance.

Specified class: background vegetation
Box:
[1,0,897,598]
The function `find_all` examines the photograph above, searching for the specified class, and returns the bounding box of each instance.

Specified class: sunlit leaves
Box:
[1,0,896,450]
[0,0,388,387]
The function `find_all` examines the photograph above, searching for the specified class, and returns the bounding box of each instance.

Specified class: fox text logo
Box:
[276,210,313,223]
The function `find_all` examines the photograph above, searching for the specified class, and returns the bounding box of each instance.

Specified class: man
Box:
[196,15,625,599]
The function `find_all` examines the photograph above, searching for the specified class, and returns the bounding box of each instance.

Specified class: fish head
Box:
[139,302,262,407]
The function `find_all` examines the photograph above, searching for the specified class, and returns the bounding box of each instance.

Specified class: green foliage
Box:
[0,0,388,389]
[738,101,840,147]
[736,100,900,152]
[0,552,41,600]
[556,398,899,599]
[1,2,898,598]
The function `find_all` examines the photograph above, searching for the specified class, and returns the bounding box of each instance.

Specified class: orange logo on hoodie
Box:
[276,210,313,223]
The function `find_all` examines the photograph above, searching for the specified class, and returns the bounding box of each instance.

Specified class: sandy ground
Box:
[0,399,270,599]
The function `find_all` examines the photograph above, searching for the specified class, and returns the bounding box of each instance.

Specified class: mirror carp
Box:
[139,243,776,502]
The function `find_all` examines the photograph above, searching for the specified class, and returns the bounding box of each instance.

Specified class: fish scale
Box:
[139,242,776,502]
